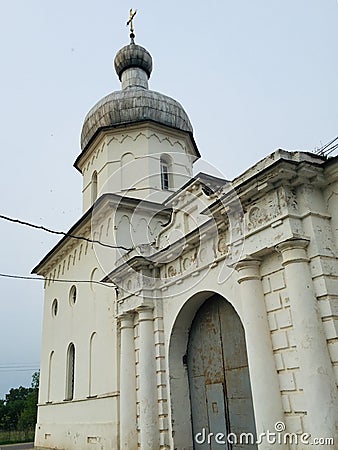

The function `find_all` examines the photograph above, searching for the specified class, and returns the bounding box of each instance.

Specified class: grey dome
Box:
[81,88,193,150]
[80,42,193,151]
[114,44,152,80]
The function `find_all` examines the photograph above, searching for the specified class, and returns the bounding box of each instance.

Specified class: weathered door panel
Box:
[225,367,251,400]
[190,376,210,450]
[206,383,229,450]
[187,295,257,450]
[200,300,224,384]
[218,300,257,447]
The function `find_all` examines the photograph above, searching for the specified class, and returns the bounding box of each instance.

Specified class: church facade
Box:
[33,37,338,449]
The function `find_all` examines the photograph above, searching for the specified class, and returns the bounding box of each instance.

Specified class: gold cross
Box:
[127,8,137,37]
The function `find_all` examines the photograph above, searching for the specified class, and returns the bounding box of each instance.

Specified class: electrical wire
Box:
[0,363,39,367]
[0,364,40,373]
[315,136,338,156]
[0,273,115,288]
[0,214,131,251]
[0,368,39,372]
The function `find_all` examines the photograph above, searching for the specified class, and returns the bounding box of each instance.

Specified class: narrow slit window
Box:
[65,343,75,400]
[161,161,169,190]
[92,171,98,203]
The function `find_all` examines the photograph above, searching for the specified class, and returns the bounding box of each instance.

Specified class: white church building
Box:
[33,31,338,450]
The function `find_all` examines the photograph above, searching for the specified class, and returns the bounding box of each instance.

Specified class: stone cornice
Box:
[205,154,326,217]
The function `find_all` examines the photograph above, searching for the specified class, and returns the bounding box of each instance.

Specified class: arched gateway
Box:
[188,294,257,449]
[169,293,257,449]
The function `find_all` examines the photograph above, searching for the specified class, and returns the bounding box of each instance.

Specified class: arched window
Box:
[47,351,54,403]
[121,152,135,191]
[91,171,98,203]
[65,343,75,400]
[88,332,97,397]
[160,155,171,190]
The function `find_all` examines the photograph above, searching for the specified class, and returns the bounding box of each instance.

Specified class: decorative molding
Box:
[107,131,185,151]
[279,186,298,212]
[167,266,177,277]
[247,206,267,230]
[246,191,281,232]
[217,235,228,255]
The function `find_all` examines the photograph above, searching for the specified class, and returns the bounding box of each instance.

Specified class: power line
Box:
[315,136,338,156]
[0,363,39,367]
[0,366,39,372]
[0,214,131,251]
[0,273,115,288]
[0,362,39,373]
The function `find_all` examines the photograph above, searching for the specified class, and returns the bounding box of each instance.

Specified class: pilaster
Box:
[137,307,159,449]
[236,258,287,450]
[119,313,137,449]
[276,239,337,444]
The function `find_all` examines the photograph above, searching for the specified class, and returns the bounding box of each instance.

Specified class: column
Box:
[137,307,159,449]
[120,314,137,449]
[276,239,337,441]
[236,258,287,450]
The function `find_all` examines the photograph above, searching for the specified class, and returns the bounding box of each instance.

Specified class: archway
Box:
[168,292,257,449]
[187,294,256,449]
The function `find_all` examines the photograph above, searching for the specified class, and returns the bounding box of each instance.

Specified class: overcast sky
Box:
[0,0,337,398]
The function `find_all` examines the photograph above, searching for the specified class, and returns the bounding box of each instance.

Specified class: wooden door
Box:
[187,295,257,449]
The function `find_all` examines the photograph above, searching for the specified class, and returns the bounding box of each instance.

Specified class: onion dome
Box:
[80,42,193,152]
[114,43,153,81]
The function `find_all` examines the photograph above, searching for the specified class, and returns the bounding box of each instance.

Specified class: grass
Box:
[0,429,34,445]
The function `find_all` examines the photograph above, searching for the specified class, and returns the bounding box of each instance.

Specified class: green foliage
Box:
[17,388,39,430]
[31,371,39,390]
[0,371,39,436]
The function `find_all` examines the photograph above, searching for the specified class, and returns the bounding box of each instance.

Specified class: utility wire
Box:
[0,363,40,373]
[0,363,39,367]
[315,136,338,156]
[0,368,39,372]
[0,273,115,288]
[0,214,131,251]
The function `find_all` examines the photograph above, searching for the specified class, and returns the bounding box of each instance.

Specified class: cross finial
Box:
[127,8,137,43]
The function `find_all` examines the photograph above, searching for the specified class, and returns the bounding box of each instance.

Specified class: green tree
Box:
[31,371,39,390]
[18,372,39,430]
[0,399,6,430]
[17,389,38,429]
[18,372,40,430]
[0,371,39,431]
[2,386,32,430]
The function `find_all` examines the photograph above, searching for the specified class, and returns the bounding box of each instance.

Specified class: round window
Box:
[69,285,77,306]
[52,299,58,317]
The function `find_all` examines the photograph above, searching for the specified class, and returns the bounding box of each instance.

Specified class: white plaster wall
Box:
[82,137,108,212]
[36,233,119,449]
[80,124,196,212]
